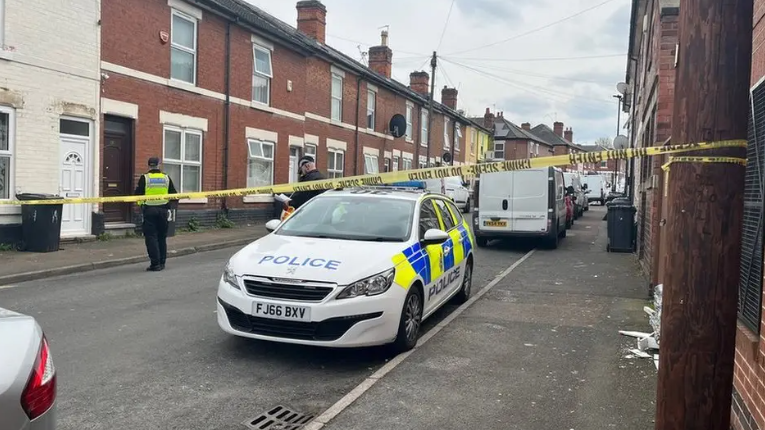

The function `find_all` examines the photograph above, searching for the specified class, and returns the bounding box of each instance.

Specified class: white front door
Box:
[59,125,90,236]
[289,147,300,183]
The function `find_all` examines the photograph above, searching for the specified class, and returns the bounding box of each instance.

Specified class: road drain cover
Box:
[243,405,315,430]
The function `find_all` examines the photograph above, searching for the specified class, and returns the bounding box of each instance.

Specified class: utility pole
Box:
[655,0,752,429]
[427,51,437,166]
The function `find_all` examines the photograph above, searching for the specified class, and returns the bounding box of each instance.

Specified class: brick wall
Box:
[99,0,468,230]
[732,0,765,427]
[0,0,101,234]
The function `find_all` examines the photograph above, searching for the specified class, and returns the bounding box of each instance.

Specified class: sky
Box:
[244,0,632,145]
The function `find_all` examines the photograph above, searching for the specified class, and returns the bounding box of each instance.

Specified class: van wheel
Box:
[477,237,489,247]
[452,258,473,304]
[462,198,470,213]
[391,285,423,353]
[545,227,559,249]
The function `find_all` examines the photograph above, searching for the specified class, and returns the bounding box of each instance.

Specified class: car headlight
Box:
[222,263,240,290]
[336,268,395,299]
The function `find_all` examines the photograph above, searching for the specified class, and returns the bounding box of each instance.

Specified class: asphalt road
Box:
[0,223,531,429]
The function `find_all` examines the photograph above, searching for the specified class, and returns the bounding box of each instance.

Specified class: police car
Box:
[216,183,476,352]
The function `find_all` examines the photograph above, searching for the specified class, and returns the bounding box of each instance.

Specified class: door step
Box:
[104,222,138,237]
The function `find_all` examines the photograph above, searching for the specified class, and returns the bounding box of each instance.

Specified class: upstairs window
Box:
[367,90,376,130]
[421,110,429,146]
[405,104,413,141]
[444,117,450,149]
[170,10,197,84]
[252,45,273,105]
[331,73,343,121]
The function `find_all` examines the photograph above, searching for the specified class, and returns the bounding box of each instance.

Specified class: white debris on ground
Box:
[619,284,662,369]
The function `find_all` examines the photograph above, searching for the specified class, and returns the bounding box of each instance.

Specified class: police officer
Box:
[134,157,178,272]
[289,155,327,209]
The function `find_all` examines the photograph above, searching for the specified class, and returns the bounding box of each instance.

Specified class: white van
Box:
[582,174,606,205]
[472,166,567,249]
[422,176,471,213]
[563,171,588,217]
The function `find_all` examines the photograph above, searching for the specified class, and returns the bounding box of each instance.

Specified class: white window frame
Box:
[0,106,15,201]
[493,141,505,159]
[383,157,391,172]
[331,73,343,122]
[162,125,203,193]
[0,0,5,49]
[304,143,317,164]
[252,44,273,106]
[421,110,429,146]
[367,90,376,130]
[170,10,198,85]
[444,118,449,148]
[328,149,344,178]
[403,158,413,171]
[405,104,413,141]
[246,139,275,188]
[393,155,400,171]
[364,154,379,174]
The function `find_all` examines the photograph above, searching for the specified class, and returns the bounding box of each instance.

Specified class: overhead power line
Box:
[442,53,626,63]
[444,0,618,56]
[326,33,429,57]
[448,61,615,84]
[436,0,457,52]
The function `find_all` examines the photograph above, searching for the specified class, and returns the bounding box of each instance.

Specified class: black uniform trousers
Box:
[142,205,169,267]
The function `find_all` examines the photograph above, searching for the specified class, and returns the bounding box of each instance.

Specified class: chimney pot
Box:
[296,1,327,44]
[553,121,564,137]
[409,71,430,95]
[521,122,531,131]
[369,29,393,78]
[441,86,458,110]
[564,128,573,142]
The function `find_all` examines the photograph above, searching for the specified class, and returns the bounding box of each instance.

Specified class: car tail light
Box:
[21,335,56,420]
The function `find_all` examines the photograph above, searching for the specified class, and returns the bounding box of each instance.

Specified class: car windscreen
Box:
[276,195,416,242]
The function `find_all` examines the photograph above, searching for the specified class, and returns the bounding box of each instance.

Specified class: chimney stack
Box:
[441,86,458,110]
[553,121,564,137]
[296,1,327,44]
[521,122,531,131]
[368,30,393,78]
[564,127,573,142]
[483,107,495,130]
[409,71,430,96]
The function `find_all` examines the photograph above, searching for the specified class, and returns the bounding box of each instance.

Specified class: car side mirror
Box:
[265,219,281,232]
[421,228,450,246]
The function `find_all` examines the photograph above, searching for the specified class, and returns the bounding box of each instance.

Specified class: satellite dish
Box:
[616,82,628,95]
[442,152,453,163]
[389,114,407,138]
[613,135,629,149]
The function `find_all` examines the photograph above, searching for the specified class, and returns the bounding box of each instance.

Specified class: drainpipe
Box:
[450,118,456,165]
[353,76,362,175]
[222,20,232,212]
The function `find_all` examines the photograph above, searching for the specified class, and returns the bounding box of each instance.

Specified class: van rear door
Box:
[511,169,549,233]
[478,171,514,232]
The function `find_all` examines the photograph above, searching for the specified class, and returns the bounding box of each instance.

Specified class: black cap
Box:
[148,157,160,167]
[299,155,315,168]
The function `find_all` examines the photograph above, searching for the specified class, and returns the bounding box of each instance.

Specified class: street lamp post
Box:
[612,82,629,193]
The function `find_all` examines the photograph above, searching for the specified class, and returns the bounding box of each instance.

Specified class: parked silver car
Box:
[0,307,56,429]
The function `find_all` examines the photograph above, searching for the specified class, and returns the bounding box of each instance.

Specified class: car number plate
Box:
[484,220,507,227]
[252,301,311,322]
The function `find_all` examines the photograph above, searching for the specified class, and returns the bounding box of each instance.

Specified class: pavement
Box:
[0,225,267,285]
[0,205,657,430]
[315,206,657,430]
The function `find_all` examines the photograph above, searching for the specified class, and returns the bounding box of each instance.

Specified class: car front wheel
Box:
[453,259,473,304]
[391,286,423,353]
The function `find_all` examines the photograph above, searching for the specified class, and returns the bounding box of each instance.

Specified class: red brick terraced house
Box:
[97,0,470,235]
[625,0,765,428]
[473,109,554,161]
[623,0,679,291]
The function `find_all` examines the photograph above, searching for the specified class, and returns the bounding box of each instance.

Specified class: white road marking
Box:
[304,248,537,430]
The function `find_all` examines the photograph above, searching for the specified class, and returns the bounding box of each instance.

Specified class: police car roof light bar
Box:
[347,185,430,193]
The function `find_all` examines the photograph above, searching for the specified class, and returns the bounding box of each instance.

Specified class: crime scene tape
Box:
[0,139,747,206]
[660,155,748,197]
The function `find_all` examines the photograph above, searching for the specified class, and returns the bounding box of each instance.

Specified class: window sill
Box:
[243,194,274,203]
[406,138,414,144]
[0,50,15,61]
[251,101,272,111]
[168,78,198,91]
[736,321,760,364]
[179,198,207,204]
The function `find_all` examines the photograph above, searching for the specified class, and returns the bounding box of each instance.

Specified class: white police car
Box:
[216,183,476,352]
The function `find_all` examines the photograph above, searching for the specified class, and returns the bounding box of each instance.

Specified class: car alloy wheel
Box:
[404,293,422,343]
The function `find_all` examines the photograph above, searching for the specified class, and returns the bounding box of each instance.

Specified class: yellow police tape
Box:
[0,139,747,206]
[660,156,748,197]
